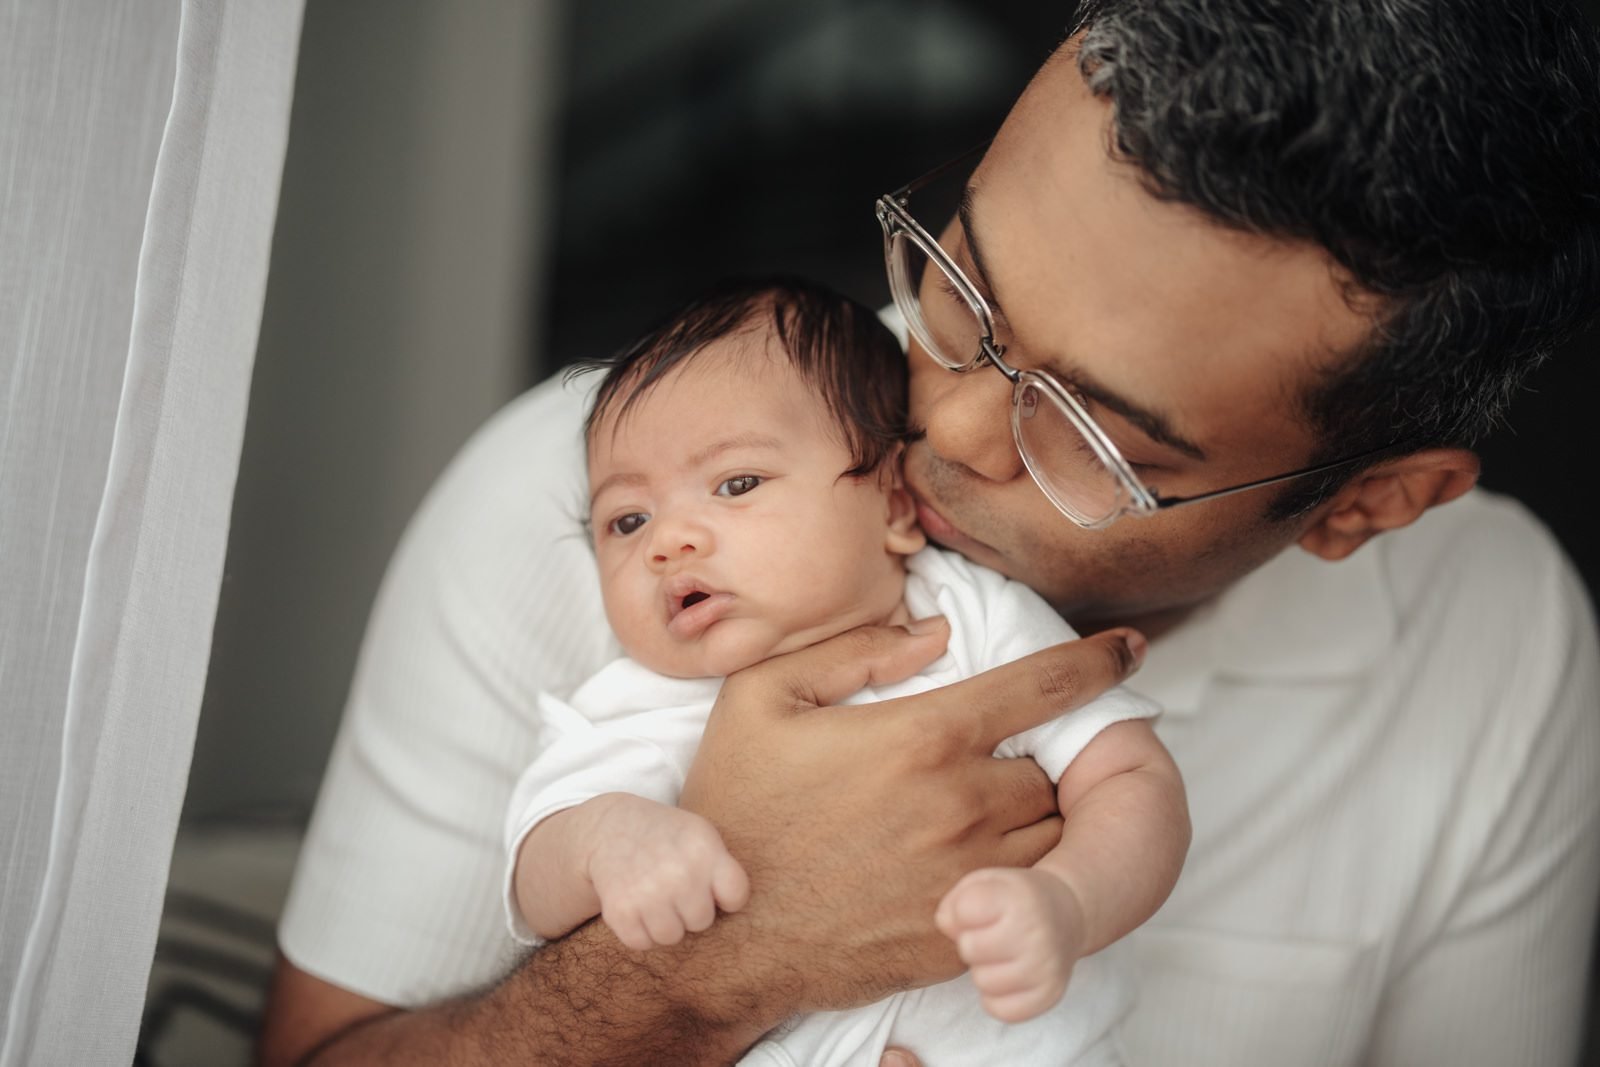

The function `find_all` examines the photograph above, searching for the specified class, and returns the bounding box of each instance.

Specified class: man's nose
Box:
[921,365,1025,483]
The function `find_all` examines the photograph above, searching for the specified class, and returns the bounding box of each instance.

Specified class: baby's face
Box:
[587,330,923,678]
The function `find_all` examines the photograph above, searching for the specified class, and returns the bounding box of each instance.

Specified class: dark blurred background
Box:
[144,2,1598,1063]
[543,1,1056,361]
[539,0,1599,599]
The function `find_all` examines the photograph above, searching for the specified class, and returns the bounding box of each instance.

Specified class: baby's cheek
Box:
[598,588,637,648]
[601,583,666,667]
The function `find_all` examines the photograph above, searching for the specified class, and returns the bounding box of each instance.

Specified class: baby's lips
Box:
[665,591,735,639]
[662,574,720,619]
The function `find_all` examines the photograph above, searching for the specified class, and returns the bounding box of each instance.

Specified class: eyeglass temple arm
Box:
[891,140,994,200]
[1151,440,1414,510]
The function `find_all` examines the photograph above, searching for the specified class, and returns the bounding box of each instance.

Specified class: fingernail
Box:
[1115,628,1147,669]
[906,615,946,636]
[882,1053,915,1067]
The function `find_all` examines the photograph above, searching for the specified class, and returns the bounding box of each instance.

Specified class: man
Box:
[261,1,1600,1064]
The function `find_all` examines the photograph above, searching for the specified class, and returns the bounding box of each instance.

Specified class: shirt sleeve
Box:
[275,377,622,1007]
[1364,547,1600,1067]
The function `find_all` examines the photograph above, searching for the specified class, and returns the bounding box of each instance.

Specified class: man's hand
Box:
[677,616,1145,1017]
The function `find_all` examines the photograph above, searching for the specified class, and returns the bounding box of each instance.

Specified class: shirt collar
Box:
[1132,541,1398,716]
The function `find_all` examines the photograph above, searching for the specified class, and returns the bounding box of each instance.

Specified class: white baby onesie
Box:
[505,547,1159,1066]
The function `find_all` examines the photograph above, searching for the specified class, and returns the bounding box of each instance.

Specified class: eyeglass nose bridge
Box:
[971,338,1021,384]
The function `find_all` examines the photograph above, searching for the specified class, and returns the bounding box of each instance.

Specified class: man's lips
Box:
[910,488,992,557]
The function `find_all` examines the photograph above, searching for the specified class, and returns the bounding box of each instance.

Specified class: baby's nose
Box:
[647,515,708,564]
[651,540,696,563]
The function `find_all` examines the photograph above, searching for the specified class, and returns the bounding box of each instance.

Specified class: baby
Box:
[503,278,1187,1066]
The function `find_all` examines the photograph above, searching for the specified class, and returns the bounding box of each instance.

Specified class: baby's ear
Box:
[884,456,926,556]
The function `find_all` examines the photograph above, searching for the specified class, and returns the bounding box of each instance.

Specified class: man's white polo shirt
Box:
[278,374,1600,1066]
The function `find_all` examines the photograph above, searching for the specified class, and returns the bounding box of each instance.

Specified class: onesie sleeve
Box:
[930,548,1162,783]
[500,670,716,944]
[995,688,1161,782]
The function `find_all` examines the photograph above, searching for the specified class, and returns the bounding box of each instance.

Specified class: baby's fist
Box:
[934,867,1087,1022]
[587,798,750,951]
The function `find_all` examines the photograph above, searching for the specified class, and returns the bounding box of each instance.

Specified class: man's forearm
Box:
[304,919,786,1067]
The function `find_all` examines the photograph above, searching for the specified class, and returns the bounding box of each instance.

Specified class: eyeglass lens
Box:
[1014,379,1125,524]
[889,227,1128,525]
[887,229,985,371]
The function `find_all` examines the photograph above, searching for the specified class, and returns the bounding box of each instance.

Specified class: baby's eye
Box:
[607,512,649,536]
[716,475,762,497]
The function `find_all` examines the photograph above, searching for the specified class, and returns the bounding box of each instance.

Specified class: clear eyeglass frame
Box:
[874,143,1405,530]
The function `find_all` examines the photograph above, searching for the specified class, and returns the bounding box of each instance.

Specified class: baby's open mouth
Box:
[664,579,735,639]
[665,575,723,621]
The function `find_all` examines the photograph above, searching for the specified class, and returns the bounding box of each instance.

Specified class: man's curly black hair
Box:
[1069,0,1600,518]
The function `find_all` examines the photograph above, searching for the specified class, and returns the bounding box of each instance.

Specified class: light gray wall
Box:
[183,0,565,820]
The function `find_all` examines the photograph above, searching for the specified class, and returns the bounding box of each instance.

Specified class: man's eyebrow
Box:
[1059,365,1208,463]
[960,187,1206,463]
[957,187,1006,321]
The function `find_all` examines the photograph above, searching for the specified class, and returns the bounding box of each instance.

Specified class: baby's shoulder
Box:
[905,547,1076,671]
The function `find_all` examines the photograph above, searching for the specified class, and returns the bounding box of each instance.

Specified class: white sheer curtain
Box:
[0,2,303,1062]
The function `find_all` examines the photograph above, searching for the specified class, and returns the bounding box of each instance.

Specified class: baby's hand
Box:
[934,867,1087,1022]
[585,794,750,951]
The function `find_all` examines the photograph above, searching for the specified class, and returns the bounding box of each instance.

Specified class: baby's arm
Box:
[514,793,751,951]
[935,719,1189,1021]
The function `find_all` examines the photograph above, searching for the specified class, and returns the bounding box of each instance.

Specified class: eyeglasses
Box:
[875,144,1403,529]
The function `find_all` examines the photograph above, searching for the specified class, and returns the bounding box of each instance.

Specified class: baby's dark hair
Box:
[570,277,911,478]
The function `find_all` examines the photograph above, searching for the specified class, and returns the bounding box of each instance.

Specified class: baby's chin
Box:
[635,609,900,679]
[632,638,778,681]
[637,632,824,681]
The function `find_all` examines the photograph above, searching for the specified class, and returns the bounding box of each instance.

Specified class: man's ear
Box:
[1298,448,1480,561]
[884,454,927,556]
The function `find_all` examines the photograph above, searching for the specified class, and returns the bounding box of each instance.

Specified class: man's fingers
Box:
[972,755,1058,829]
[880,1050,923,1067]
[994,815,1065,870]
[910,628,1144,751]
[723,617,951,713]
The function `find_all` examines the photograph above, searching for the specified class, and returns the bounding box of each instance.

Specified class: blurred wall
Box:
[182,0,564,820]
